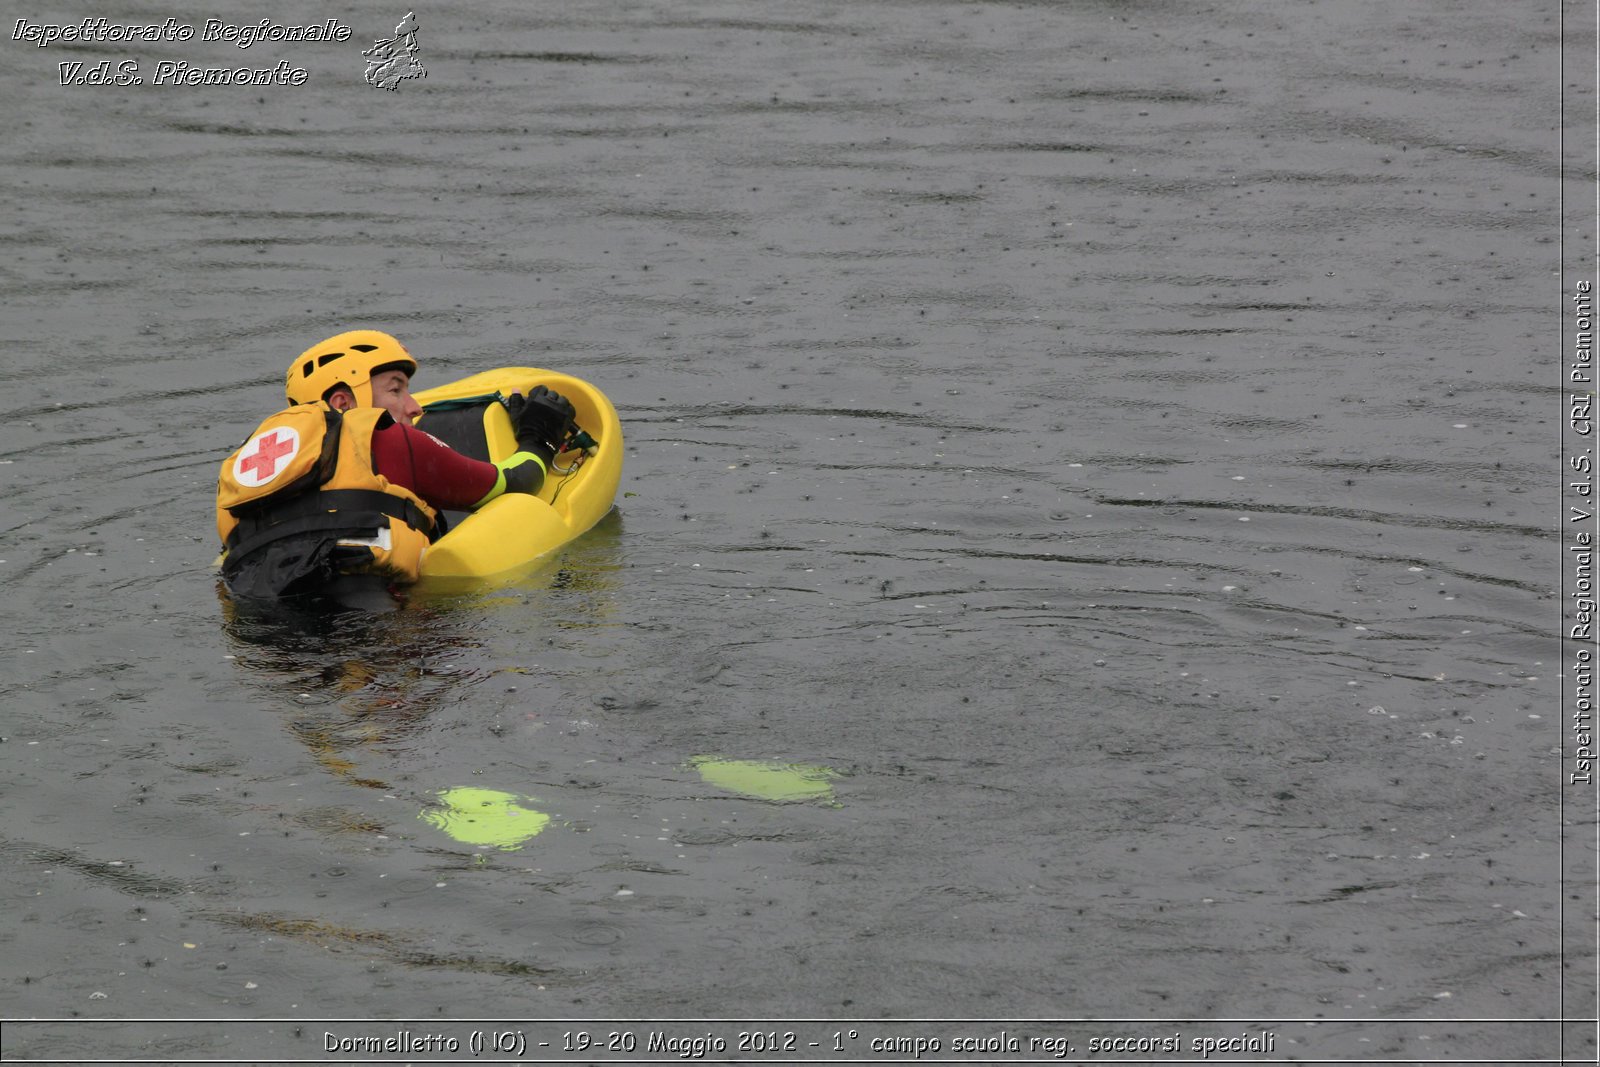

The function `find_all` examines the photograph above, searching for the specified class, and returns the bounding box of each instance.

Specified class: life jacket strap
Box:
[225,488,435,560]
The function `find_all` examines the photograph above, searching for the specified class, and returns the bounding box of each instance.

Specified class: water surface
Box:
[0,1,1589,1062]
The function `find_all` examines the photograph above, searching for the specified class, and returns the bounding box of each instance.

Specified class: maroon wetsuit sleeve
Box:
[369,421,500,510]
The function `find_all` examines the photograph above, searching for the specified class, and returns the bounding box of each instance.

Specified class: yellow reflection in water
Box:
[419,787,550,850]
[689,757,844,804]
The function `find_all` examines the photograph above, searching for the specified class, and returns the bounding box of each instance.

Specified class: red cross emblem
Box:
[235,427,300,486]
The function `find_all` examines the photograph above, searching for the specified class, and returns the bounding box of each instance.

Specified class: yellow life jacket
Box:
[216,405,438,592]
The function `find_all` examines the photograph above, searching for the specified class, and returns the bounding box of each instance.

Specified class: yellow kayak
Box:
[411,368,623,583]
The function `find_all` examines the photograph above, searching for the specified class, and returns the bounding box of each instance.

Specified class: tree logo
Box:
[363,11,425,91]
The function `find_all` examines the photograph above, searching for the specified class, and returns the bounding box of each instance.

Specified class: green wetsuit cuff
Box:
[471,451,548,509]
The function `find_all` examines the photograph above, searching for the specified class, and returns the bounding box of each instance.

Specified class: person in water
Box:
[216,329,575,599]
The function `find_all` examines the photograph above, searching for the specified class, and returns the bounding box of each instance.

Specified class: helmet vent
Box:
[350,344,379,353]
[316,352,345,367]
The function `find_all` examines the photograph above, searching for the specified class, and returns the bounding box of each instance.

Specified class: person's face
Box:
[330,370,421,422]
[368,369,422,422]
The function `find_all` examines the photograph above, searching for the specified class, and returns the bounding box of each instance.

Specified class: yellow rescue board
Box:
[411,368,622,584]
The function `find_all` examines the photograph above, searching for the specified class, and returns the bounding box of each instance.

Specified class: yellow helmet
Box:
[286,330,418,407]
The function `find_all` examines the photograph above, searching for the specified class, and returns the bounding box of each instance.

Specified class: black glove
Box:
[504,386,576,465]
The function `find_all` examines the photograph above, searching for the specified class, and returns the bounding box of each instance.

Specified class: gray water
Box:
[1,0,1593,1063]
